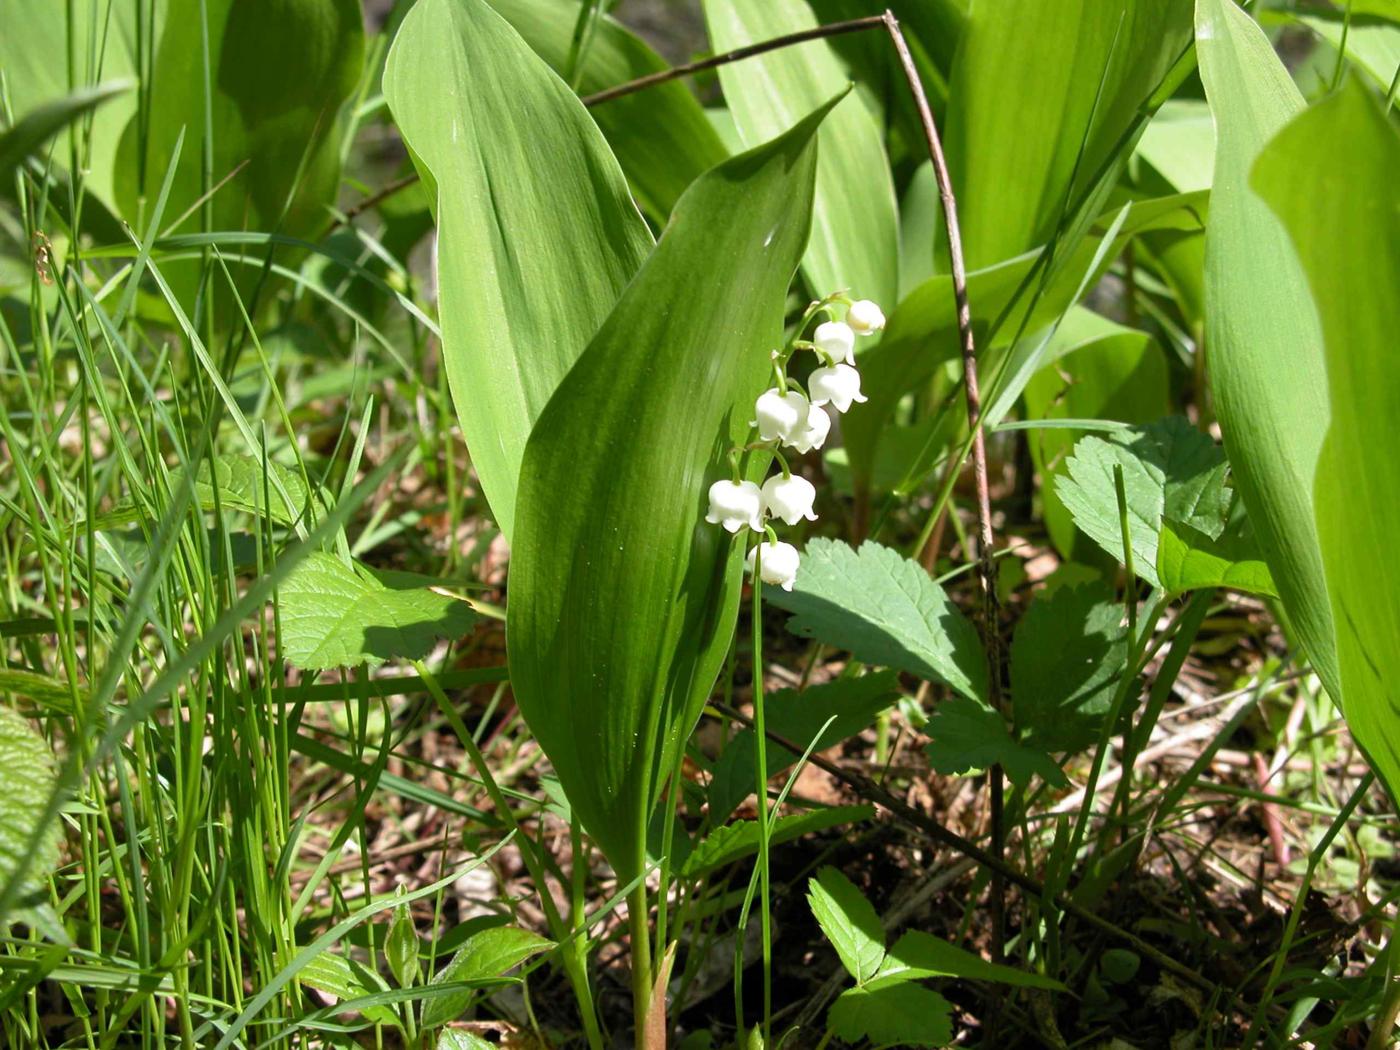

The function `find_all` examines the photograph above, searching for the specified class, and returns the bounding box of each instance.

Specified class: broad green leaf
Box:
[437,1033,495,1050]
[708,672,898,821]
[1157,519,1277,598]
[945,0,1194,268]
[113,0,362,248]
[384,0,652,543]
[763,538,987,702]
[486,0,727,217]
[843,191,1206,492]
[1253,79,1400,802]
[1196,0,1338,699]
[0,706,61,908]
[807,866,885,984]
[0,82,132,186]
[278,553,477,670]
[704,0,899,309]
[681,805,873,879]
[871,930,1065,991]
[1134,100,1215,194]
[925,695,1067,789]
[1297,12,1400,92]
[1057,417,1231,589]
[1022,308,1170,557]
[0,0,151,211]
[422,926,554,1028]
[1011,584,1127,753]
[507,101,831,879]
[828,983,953,1048]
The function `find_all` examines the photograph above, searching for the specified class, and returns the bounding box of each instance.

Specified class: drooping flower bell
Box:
[705,479,763,534]
[808,363,869,414]
[752,388,809,443]
[785,402,831,454]
[846,299,886,335]
[813,320,855,366]
[746,540,801,591]
[761,473,818,526]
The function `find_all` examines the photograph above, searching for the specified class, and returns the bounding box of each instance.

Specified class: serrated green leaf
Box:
[1157,519,1278,598]
[682,806,873,879]
[422,926,554,1028]
[764,539,987,702]
[278,553,476,670]
[296,952,396,1026]
[99,455,326,530]
[946,0,1194,268]
[828,983,953,1048]
[1057,417,1230,588]
[0,706,61,910]
[507,101,831,880]
[1252,79,1400,803]
[1011,584,1127,753]
[925,695,1067,789]
[1022,308,1170,558]
[807,867,885,984]
[487,0,727,218]
[437,1033,495,1050]
[870,930,1065,991]
[1196,0,1338,700]
[704,0,899,309]
[384,0,653,543]
[708,672,898,821]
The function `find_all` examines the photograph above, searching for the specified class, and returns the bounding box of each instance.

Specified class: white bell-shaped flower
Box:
[761,473,818,526]
[745,540,801,591]
[705,479,763,533]
[846,299,886,335]
[807,363,869,414]
[813,320,855,365]
[752,388,809,443]
[785,402,831,454]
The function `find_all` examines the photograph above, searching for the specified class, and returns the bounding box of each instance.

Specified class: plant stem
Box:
[629,882,654,1046]
[751,552,774,1042]
[881,7,1007,961]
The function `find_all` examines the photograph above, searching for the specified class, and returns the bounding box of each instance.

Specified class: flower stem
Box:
[750,544,774,1042]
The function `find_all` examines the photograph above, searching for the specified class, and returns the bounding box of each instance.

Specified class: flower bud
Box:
[846,299,886,335]
[705,479,763,533]
[761,473,818,526]
[785,402,831,454]
[751,388,809,443]
[807,363,869,414]
[813,320,855,365]
[745,540,801,591]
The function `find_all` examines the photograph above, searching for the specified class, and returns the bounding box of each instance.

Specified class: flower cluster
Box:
[705,295,885,591]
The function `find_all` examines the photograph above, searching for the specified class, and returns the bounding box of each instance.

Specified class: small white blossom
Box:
[846,299,886,335]
[761,473,818,525]
[705,479,763,533]
[785,402,831,454]
[751,388,809,443]
[813,320,855,365]
[746,540,801,591]
[807,363,868,413]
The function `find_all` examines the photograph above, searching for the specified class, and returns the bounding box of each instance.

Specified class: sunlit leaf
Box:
[1196,0,1339,698]
[1056,417,1230,589]
[384,0,653,542]
[871,930,1065,991]
[0,706,61,910]
[422,926,554,1028]
[807,866,885,984]
[277,553,476,670]
[1156,519,1277,598]
[682,806,873,878]
[764,538,987,702]
[704,0,899,309]
[829,983,953,1048]
[1253,78,1400,803]
[507,101,833,879]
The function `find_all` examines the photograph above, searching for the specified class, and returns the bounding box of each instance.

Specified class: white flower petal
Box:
[846,299,886,335]
[753,388,809,443]
[761,473,818,526]
[745,540,801,591]
[706,479,764,533]
[813,320,856,365]
[807,363,868,413]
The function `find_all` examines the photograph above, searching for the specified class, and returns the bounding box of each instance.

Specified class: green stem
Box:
[751,546,774,1042]
[629,881,654,1045]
